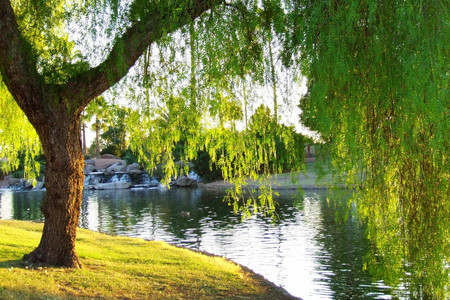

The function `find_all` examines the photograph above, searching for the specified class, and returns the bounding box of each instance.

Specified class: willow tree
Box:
[0,0,226,268]
[285,1,448,297]
[0,0,301,268]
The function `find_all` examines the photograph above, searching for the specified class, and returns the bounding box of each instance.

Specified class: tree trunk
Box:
[24,113,84,268]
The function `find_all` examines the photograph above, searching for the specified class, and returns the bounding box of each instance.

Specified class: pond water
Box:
[0,188,438,299]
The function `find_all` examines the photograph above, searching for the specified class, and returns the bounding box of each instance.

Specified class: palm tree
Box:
[83,96,109,158]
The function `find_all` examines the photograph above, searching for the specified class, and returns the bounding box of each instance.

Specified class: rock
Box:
[131,181,159,189]
[5,177,20,187]
[0,180,7,188]
[128,169,143,175]
[94,181,131,190]
[126,163,140,173]
[175,176,197,187]
[91,176,102,185]
[106,161,127,172]
[188,171,201,182]
[85,174,102,186]
[34,181,45,189]
[103,170,115,176]
[84,164,96,173]
[84,159,95,165]
[19,179,33,189]
[99,154,121,160]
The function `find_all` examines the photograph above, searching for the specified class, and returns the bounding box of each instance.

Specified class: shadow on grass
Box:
[0,287,61,300]
[0,258,61,270]
[0,259,23,268]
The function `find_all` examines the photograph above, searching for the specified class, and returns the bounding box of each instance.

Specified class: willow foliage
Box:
[0,79,41,179]
[288,0,449,297]
[125,1,305,216]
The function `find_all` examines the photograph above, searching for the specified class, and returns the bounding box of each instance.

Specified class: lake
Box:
[0,188,439,299]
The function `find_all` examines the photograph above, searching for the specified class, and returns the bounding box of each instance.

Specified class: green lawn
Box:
[0,220,294,299]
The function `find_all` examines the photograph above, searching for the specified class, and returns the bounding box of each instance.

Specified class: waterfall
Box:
[107,173,131,183]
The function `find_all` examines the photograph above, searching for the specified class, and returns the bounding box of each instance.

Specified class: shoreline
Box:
[199,160,335,191]
[0,219,299,299]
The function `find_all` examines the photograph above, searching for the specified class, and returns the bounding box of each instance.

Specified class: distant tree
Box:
[100,105,130,155]
[84,97,109,158]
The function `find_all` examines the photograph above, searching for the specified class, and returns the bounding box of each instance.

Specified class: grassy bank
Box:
[0,220,294,299]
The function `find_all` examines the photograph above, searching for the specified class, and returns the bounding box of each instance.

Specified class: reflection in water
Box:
[0,190,45,221]
[1,188,448,299]
[0,191,13,220]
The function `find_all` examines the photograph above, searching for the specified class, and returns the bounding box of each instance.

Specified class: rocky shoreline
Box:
[0,154,201,191]
[1,156,328,191]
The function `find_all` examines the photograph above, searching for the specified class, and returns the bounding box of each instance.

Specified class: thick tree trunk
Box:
[24,114,84,268]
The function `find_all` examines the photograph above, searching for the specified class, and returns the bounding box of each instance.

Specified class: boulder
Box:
[126,163,141,173]
[5,176,20,187]
[131,179,159,189]
[84,159,95,165]
[34,181,45,189]
[85,174,102,186]
[175,176,197,187]
[106,161,127,172]
[94,181,131,190]
[0,180,7,188]
[84,164,96,173]
[92,157,121,170]
[19,179,34,189]
[103,170,115,176]
[129,169,143,175]
[99,154,121,160]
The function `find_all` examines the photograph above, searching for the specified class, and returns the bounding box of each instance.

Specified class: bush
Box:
[193,151,223,183]
[122,148,139,165]
[100,144,122,157]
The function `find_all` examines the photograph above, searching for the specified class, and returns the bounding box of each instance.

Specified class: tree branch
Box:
[0,0,46,125]
[64,0,221,109]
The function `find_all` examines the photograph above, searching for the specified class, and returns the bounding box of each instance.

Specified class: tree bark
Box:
[24,112,84,268]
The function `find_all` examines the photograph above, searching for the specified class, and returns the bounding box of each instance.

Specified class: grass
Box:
[0,220,294,299]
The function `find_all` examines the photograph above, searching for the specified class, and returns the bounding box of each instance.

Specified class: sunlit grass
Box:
[0,220,292,299]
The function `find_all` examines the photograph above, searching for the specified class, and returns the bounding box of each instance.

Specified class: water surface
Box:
[0,188,415,299]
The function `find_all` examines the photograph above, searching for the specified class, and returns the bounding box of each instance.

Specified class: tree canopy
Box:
[0,0,448,296]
